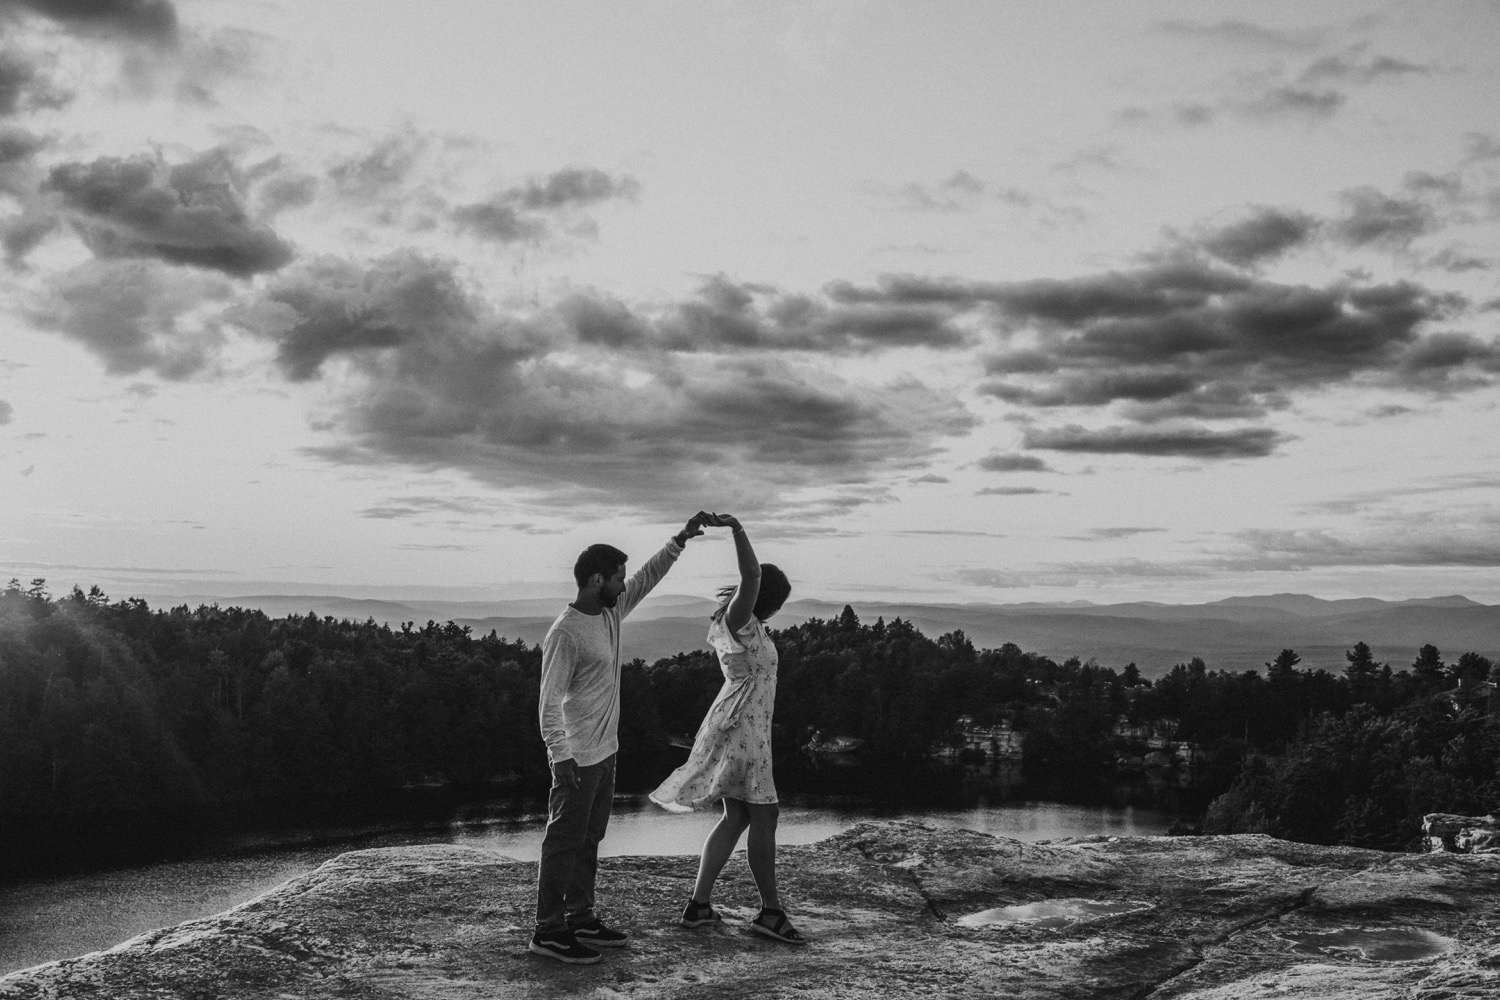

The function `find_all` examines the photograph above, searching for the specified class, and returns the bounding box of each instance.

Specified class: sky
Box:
[1,0,1499,607]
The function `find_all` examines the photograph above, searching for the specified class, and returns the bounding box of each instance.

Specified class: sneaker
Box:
[681,898,723,928]
[528,929,601,964]
[569,916,629,948]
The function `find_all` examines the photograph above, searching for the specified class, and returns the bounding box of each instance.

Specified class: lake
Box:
[0,794,1171,977]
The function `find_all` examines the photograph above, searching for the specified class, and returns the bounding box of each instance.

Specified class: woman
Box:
[648,513,804,945]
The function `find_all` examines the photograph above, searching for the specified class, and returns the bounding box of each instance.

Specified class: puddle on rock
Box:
[957,899,1153,929]
[1277,927,1454,963]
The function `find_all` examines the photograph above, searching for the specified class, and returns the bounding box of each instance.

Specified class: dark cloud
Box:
[1194,207,1320,266]
[252,171,318,219]
[26,259,232,378]
[241,253,975,517]
[1332,187,1434,248]
[1,0,178,47]
[246,252,506,382]
[0,124,44,166]
[0,124,46,208]
[45,149,294,276]
[0,398,11,423]
[976,452,1052,473]
[1065,527,1167,540]
[976,486,1048,496]
[1238,86,1345,119]
[513,167,638,210]
[1299,52,1431,85]
[1464,132,1500,162]
[0,46,68,116]
[328,131,425,200]
[450,167,637,245]
[1022,424,1288,459]
[567,275,969,355]
[1428,247,1491,273]
[450,200,545,243]
[909,474,949,484]
[1402,171,1464,199]
[841,260,1478,427]
[1366,404,1412,418]
[2,208,56,264]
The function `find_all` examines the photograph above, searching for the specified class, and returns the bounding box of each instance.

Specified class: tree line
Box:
[2,580,1495,859]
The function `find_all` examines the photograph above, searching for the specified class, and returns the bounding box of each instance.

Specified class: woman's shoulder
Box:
[709,614,764,650]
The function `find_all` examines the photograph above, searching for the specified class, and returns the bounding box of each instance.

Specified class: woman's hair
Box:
[711,563,791,623]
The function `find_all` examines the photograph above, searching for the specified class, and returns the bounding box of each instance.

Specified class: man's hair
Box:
[574,544,628,588]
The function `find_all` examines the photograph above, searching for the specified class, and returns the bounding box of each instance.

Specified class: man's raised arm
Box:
[616,512,707,619]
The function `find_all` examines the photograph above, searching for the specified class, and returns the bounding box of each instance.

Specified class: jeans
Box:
[535,754,616,932]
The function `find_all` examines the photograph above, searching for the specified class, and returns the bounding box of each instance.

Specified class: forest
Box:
[2,577,1497,871]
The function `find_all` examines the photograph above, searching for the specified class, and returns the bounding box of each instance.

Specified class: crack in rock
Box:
[1129,884,1320,1000]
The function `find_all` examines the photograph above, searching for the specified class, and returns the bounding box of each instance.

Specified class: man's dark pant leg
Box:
[565,754,616,927]
[535,755,616,932]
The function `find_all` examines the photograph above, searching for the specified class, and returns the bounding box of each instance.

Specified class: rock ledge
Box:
[4,821,1500,998]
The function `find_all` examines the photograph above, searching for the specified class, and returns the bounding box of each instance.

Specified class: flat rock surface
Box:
[4,821,1500,999]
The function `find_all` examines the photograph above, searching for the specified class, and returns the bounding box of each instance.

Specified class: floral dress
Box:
[649,615,778,811]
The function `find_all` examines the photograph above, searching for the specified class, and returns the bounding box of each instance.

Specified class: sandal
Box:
[751,907,807,945]
[681,898,723,928]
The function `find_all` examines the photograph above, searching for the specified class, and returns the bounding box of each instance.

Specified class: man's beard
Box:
[600,589,619,608]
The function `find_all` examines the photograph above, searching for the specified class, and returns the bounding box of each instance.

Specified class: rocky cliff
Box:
[3,821,1499,999]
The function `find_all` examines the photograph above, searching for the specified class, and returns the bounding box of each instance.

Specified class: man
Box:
[528,512,709,964]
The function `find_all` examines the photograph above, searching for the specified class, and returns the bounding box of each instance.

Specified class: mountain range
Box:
[162,591,1499,679]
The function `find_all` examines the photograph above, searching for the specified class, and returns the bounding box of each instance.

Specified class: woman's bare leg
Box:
[692,798,750,904]
[745,802,781,911]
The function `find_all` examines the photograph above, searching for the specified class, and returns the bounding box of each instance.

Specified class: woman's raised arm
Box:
[714,514,761,633]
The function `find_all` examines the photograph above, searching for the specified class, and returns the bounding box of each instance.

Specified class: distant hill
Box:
[163,591,1499,679]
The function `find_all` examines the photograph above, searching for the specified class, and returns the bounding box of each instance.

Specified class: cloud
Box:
[328,130,426,201]
[1064,527,1167,540]
[977,452,1052,473]
[26,258,233,378]
[949,567,1030,589]
[512,167,639,210]
[1331,187,1435,248]
[896,529,1007,538]
[2,0,179,48]
[1155,19,1323,52]
[897,170,985,212]
[1193,206,1320,266]
[1366,403,1412,418]
[569,274,970,355]
[1464,132,1500,162]
[450,166,638,244]
[1428,247,1492,272]
[1299,51,1431,86]
[1237,85,1345,120]
[1023,423,1288,459]
[1228,527,1500,569]
[841,260,1481,426]
[237,252,976,518]
[45,149,295,276]
[0,45,69,116]
[976,486,1049,496]
[0,398,11,423]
